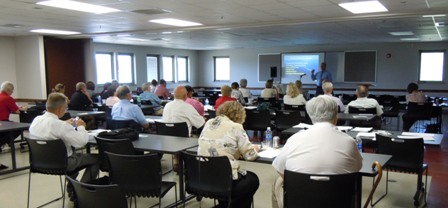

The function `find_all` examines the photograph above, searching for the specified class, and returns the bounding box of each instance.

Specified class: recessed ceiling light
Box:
[400,38,420,41]
[389,31,414,36]
[422,14,446,18]
[339,1,388,14]
[30,29,80,35]
[149,18,202,27]
[37,0,120,14]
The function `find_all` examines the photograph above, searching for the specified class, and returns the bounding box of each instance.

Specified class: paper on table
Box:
[337,126,353,131]
[244,106,257,110]
[400,132,435,141]
[258,148,281,158]
[356,132,376,140]
[351,127,373,132]
[293,123,312,129]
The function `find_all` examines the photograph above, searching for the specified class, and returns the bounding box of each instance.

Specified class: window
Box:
[162,56,174,82]
[146,55,158,82]
[95,53,113,84]
[117,53,134,84]
[214,56,230,81]
[419,51,445,82]
[177,56,188,82]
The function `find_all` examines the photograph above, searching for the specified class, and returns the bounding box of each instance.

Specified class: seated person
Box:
[406,82,426,103]
[105,86,119,107]
[69,82,93,110]
[239,78,251,99]
[150,79,158,93]
[29,92,99,183]
[198,101,260,208]
[345,85,383,116]
[139,83,163,115]
[231,82,246,104]
[185,85,205,116]
[214,85,237,110]
[283,82,306,106]
[100,82,112,100]
[271,96,362,208]
[295,80,308,99]
[154,79,172,99]
[260,79,279,100]
[163,86,205,136]
[322,82,345,112]
[111,85,149,130]
[86,81,95,98]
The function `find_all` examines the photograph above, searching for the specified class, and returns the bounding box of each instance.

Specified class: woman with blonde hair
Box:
[198,101,260,208]
[284,82,306,105]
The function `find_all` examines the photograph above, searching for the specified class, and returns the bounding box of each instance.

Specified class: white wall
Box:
[0,37,18,97]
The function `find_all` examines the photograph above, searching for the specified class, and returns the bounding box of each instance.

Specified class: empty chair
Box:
[402,102,433,132]
[257,97,279,109]
[274,110,301,131]
[155,121,189,137]
[378,95,400,130]
[66,176,128,208]
[106,152,177,208]
[207,110,216,119]
[106,118,141,131]
[374,134,428,207]
[244,109,272,137]
[348,106,381,129]
[95,137,136,172]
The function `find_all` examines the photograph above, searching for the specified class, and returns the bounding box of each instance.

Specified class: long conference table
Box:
[0,121,31,175]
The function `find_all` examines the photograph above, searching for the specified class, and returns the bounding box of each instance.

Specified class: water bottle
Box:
[356,137,363,152]
[265,127,273,148]
[205,98,210,106]
[137,96,141,106]
[97,95,102,105]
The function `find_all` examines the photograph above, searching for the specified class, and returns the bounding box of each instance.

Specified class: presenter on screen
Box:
[311,62,332,96]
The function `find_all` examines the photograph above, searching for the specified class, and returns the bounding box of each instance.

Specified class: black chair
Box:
[283,104,311,124]
[244,109,272,137]
[207,110,216,119]
[182,152,233,207]
[141,100,153,105]
[155,121,189,137]
[374,134,428,207]
[348,106,381,129]
[95,137,136,172]
[274,110,301,131]
[26,138,68,208]
[106,118,141,132]
[66,176,128,208]
[403,102,433,132]
[257,97,279,109]
[106,152,177,208]
[19,108,44,123]
[378,95,400,130]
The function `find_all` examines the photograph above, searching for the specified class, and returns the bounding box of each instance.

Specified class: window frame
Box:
[116,53,135,84]
[95,52,114,85]
[146,54,159,82]
[418,50,446,83]
[214,56,230,82]
[176,56,189,83]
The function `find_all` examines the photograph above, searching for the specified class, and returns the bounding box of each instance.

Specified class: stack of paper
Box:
[400,132,435,141]
[293,123,312,129]
[356,132,376,140]
[244,106,257,110]
[337,126,353,131]
[258,148,281,158]
[351,127,373,132]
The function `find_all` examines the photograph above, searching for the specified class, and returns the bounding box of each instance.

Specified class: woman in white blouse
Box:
[283,82,306,105]
[198,101,260,208]
[260,79,279,100]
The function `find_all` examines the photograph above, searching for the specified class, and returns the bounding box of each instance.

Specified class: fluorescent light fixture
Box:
[30,29,80,35]
[37,0,120,14]
[149,18,202,27]
[435,22,445,27]
[423,14,446,18]
[161,31,172,34]
[339,1,388,14]
[122,37,149,42]
[389,31,414,36]
[400,38,420,41]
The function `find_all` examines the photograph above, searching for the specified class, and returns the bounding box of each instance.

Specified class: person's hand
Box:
[76,118,86,127]
[65,118,74,125]
[254,144,261,152]
[311,69,315,74]
[19,105,28,111]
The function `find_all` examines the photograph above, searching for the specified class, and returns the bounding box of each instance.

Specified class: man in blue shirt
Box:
[311,62,332,96]
[111,85,149,129]
[139,83,163,115]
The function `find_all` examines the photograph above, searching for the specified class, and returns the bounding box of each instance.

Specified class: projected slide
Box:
[281,53,324,84]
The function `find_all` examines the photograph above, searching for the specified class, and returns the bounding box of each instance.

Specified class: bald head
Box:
[356,85,368,98]
[174,86,187,100]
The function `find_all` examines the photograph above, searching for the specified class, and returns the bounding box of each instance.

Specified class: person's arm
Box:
[376,101,383,116]
[133,106,149,126]
[153,94,162,105]
[311,69,317,81]
[236,126,259,161]
[189,106,205,128]
[59,119,89,148]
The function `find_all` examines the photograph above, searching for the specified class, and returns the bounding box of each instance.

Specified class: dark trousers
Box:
[219,171,260,208]
[67,153,100,183]
[315,86,324,96]
[402,114,418,131]
[0,131,22,147]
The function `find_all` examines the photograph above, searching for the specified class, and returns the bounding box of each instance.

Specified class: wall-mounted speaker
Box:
[270,66,277,78]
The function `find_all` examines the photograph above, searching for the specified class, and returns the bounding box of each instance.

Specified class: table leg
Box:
[9,131,17,169]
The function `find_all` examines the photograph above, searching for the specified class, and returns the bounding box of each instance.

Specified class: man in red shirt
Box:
[214,85,237,110]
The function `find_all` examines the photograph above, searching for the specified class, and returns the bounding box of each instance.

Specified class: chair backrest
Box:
[284,170,357,208]
[375,134,424,172]
[140,100,153,105]
[106,118,141,131]
[19,108,44,123]
[244,109,271,131]
[257,97,278,108]
[182,152,233,201]
[106,152,162,197]
[348,106,376,114]
[66,176,128,208]
[95,137,136,171]
[207,110,216,119]
[275,110,301,131]
[406,102,432,118]
[26,138,68,175]
[59,112,72,121]
[155,121,189,137]
[283,104,305,111]
[98,105,112,119]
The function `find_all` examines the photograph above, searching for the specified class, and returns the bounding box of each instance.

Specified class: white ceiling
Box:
[0,0,447,50]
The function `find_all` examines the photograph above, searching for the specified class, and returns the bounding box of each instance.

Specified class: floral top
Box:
[198,116,258,179]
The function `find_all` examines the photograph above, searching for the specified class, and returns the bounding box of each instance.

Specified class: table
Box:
[88,133,198,208]
[338,113,376,122]
[144,115,163,124]
[67,110,105,117]
[0,121,31,175]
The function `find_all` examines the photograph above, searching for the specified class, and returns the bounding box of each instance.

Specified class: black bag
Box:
[97,128,139,141]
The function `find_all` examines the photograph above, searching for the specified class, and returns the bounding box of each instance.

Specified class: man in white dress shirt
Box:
[29,93,99,183]
[162,86,205,136]
[271,96,362,208]
[345,85,383,116]
[322,82,345,112]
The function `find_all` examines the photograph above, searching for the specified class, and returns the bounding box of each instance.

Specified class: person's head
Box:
[221,85,232,96]
[103,82,112,92]
[173,86,188,100]
[46,93,68,118]
[86,81,95,91]
[295,80,303,90]
[240,79,248,88]
[287,82,299,98]
[217,101,246,124]
[306,96,338,125]
[185,85,194,98]
[407,82,419,94]
[111,80,119,87]
[53,83,65,93]
[159,79,167,86]
[322,82,334,94]
[116,85,131,100]
[76,82,87,92]
[265,79,274,88]
[356,85,368,98]
[142,83,150,92]
[1,81,14,95]
[231,82,239,90]
[151,79,158,86]
[107,86,117,97]
[320,62,327,71]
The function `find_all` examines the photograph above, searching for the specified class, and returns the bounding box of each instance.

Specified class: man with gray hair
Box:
[322,82,345,112]
[271,96,362,208]
[139,83,163,115]
[111,85,149,129]
[345,85,383,116]
[69,82,93,110]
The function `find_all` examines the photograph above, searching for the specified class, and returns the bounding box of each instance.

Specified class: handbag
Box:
[97,128,139,141]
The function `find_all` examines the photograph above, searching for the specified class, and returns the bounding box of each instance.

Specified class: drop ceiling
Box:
[0,0,447,50]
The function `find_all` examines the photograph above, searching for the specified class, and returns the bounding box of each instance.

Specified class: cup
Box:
[93,108,98,112]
